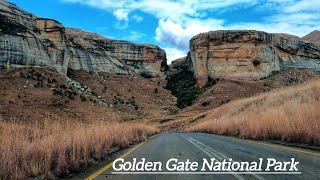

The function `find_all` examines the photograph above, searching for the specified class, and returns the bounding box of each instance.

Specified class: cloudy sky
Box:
[9,0,320,63]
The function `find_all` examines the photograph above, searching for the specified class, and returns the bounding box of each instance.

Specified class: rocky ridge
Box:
[188,30,320,87]
[0,0,167,83]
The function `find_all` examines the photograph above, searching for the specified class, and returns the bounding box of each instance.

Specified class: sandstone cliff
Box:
[65,28,167,83]
[0,1,167,83]
[188,30,320,87]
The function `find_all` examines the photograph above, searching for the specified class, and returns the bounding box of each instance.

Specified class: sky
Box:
[8,0,320,63]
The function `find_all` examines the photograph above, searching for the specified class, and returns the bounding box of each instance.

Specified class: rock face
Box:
[189,30,320,87]
[0,1,167,83]
[302,30,320,46]
[0,1,57,71]
[65,28,167,83]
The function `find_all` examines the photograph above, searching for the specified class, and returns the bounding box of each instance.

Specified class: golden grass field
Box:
[189,80,320,145]
[0,117,158,179]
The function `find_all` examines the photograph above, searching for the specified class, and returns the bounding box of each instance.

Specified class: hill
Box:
[302,30,320,46]
[189,79,320,146]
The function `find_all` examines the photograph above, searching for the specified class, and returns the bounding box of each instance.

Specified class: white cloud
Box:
[113,9,129,21]
[283,0,320,13]
[225,11,320,37]
[62,0,257,22]
[163,47,187,64]
[132,14,143,22]
[155,18,224,51]
[112,9,129,29]
[62,0,320,58]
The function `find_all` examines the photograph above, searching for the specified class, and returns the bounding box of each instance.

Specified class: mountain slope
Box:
[189,79,320,145]
[0,67,176,123]
[302,30,320,46]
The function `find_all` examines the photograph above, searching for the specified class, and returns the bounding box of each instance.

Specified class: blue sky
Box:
[9,0,320,63]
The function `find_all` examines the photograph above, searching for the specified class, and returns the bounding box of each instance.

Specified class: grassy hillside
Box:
[189,80,320,145]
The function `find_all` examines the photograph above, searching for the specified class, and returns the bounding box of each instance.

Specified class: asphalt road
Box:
[74,133,320,180]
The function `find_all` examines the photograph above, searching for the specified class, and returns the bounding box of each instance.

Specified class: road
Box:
[73,133,320,180]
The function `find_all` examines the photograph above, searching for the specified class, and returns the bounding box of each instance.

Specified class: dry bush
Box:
[189,80,320,145]
[0,118,158,179]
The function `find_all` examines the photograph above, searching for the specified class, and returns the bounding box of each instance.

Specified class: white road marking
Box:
[187,137,224,160]
[184,136,245,180]
[186,136,266,180]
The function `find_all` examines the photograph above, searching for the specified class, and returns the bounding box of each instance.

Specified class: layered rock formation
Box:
[188,30,320,87]
[0,1,167,83]
[65,28,167,83]
[0,1,57,70]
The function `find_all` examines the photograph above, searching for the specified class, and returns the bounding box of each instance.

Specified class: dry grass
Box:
[189,80,320,146]
[0,117,158,179]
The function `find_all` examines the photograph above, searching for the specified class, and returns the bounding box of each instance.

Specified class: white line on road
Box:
[188,137,228,159]
[184,136,245,180]
[186,136,266,180]
[187,137,223,160]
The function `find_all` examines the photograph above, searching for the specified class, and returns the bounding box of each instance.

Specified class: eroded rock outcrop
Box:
[65,28,167,84]
[0,1,58,71]
[189,30,320,87]
[0,1,167,83]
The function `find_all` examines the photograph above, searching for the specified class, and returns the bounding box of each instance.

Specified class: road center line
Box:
[185,137,222,160]
[184,136,245,180]
[186,137,223,160]
[188,137,228,159]
[186,136,265,180]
